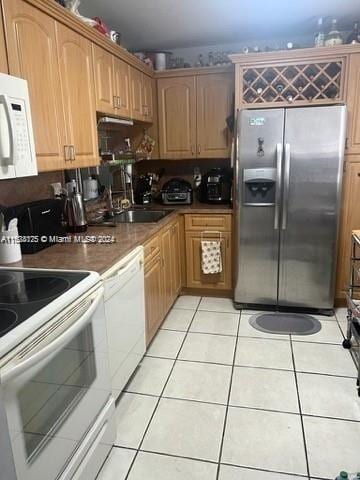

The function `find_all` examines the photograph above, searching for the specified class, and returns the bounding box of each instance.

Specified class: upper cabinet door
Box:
[196,73,234,158]
[56,22,98,167]
[93,45,115,115]
[130,66,143,121]
[158,76,196,159]
[113,57,131,118]
[0,8,8,73]
[142,75,154,122]
[346,54,360,155]
[3,0,67,171]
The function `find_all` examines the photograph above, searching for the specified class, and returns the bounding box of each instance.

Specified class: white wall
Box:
[168,32,346,67]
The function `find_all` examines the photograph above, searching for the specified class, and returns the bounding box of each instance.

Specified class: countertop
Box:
[6,203,232,275]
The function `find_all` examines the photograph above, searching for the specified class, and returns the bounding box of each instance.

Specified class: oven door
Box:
[0,286,111,480]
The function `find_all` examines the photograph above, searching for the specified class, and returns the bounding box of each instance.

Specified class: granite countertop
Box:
[7,203,232,275]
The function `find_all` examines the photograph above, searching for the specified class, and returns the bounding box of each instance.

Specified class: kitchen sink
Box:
[89,209,173,226]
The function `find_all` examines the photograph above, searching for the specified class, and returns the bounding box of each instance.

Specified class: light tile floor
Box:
[97,296,359,480]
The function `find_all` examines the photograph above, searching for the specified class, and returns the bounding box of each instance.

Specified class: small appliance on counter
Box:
[161,178,193,205]
[64,191,88,233]
[134,174,153,204]
[199,168,232,204]
[64,169,88,233]
[11,199,66,254]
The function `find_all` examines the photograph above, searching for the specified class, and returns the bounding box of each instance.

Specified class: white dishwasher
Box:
[102,246,146,399]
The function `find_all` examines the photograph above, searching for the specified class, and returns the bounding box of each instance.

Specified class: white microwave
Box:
[0,73,37,180]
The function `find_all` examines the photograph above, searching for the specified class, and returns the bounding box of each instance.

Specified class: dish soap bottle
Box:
[325,19,343,46]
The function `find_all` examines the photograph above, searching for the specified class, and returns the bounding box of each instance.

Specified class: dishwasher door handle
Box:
[103,255,143,300]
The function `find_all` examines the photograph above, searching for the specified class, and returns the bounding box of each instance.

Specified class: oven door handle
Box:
[1,288,104,384]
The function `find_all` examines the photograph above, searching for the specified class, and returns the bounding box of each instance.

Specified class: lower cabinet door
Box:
[144,254,164,344]
[336,161,360,300]
[171,220,182,296]
[161,226,173,315]
[185,231,232,290]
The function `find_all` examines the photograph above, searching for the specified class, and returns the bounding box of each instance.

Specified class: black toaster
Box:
[161,178,193,205]
[12,199,66,254]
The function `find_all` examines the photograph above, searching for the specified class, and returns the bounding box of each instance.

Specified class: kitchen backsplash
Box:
[135,158,232,188]
[0,171,64,207]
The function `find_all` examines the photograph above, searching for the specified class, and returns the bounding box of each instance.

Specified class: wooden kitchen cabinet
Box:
[93,46,131,118]
[345,53,360,155]
[184,214,232,291]
[161,226,173,314]
[142,74,154,122]
[157,71,234,159]
[93,45,115,115]
[144,217,182,344]
[336,162,360,301]
[144,252,164,344]
[196,73,234,158]
[2,0,67,171]
[0,6,8,73]
[171,219,182,296]
[161,218,182,314]
[56,22,98,167]
[157,76,196,159]
[185,231,232,290]
[130,66,144,121]
[113,57,131,118]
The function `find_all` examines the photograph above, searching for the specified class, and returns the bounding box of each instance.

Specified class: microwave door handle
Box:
[1,288,104,384]
[0,94,15,165]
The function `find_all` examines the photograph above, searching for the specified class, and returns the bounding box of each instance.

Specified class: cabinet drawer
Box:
[185,214,232,232]
[144,234,160,263]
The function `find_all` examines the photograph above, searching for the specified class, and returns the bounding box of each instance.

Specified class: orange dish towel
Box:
[201,240,222,274]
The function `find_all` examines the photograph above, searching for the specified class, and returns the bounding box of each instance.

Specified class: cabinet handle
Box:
[70,145,76,161]
[117,96,122,108]
[345,137,349,150]
[113,96,118,108]
[191,145,195,156]
[64,145,70,162]
[198,144,201,155]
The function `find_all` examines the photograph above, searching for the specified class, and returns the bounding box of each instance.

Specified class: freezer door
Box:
[234,108,285,306]
[278,105,346,309]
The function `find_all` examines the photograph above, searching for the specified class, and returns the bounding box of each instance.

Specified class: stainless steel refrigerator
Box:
[234,105,346,312]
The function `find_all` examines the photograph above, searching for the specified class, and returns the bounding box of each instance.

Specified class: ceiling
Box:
[81,0,360,51]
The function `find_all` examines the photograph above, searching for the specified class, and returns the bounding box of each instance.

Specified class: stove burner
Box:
[0,309,18,336]
[0,276,71,304]
[0,273,15,288]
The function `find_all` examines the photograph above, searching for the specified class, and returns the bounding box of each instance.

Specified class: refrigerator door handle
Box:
[282,143,291,230]
[274,143,283,230]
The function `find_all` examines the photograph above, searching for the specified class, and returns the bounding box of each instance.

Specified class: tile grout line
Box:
[289,334,311,480]
[142,353,358,379]
[123,296,201,479]
[215,309,242,480]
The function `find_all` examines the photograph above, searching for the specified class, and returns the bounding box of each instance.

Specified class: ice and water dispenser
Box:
[243,168,276,205]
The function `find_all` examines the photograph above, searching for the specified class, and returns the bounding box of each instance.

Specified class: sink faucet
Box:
[103,186,114,217]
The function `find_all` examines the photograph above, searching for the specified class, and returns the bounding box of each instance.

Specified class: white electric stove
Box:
[0,267,115,480]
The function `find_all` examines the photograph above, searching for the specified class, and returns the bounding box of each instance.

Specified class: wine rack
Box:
[242,61,343,105]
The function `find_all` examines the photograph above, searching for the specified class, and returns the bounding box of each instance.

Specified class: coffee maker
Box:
[200,168,232,204]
